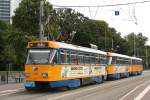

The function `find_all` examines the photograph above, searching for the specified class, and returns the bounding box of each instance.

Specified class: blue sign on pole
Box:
[115,10,120,16]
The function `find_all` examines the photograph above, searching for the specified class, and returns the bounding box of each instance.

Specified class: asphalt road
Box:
[0,71,150,100]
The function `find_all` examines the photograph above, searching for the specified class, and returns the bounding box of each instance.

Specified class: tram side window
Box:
[133,60,136,65]
[95,55,100,65]
[60,49,70,64]
[139,61,142,65]
[116,57,124,65]
[121,58,125,64]
[136,60,139,65]
[84,54,90,65]
[70,50,78,64]
[137,60,142,65]
[132,60,137,65]
[78,52,84,65]
[116,57,121,64]
[124,58,130,65]
[100,55,107,65]
[90,54,96,65]
[112,56,116,64]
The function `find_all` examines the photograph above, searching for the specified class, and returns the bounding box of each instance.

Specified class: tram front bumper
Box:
[24,81,36,88]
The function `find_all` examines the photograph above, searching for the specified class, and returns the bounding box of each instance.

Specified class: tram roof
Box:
[28,41,106,55]
[108,52,130,58]
[55,41,107,55]
[130,57,142,61]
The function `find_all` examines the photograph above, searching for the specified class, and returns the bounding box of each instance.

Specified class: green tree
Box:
[125,33,148,56]
[0,20,35,70]
[56,8,88,42]
[13,0,59,35]
[73,19,120,51]
[1,30,35,71]
[0,20,12,70]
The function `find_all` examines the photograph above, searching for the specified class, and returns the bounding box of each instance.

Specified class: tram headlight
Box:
[24,72,30,77]
[42,73,48,78]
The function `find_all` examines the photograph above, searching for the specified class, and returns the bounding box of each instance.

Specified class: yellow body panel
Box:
[107,64,130,75]
[25,65,61,81]
[106,65,114,74]
[131,65,143,72]
[128,66,132,72]
[25,64,107,82]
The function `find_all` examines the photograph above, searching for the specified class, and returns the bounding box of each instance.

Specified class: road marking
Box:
[74,92,97,100]
[119,80,150,100]
[0,88,24,94]
[47,76,143,100]
[47,83,116,100]
[0,88,24,97]
[134,85,150,100]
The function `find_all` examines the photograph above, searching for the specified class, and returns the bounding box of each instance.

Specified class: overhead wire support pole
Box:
[39,0,44,40]
[146,46,148,69]
[134,33,136,57]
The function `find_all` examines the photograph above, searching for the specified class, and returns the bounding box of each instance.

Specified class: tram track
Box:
[0,71,150,100]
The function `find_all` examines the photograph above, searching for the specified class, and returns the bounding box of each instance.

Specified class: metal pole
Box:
[134,34,136,56]
[112,37,114,50]
[146,46,148,69]
[105,28,106,50]
[39,0,44,40]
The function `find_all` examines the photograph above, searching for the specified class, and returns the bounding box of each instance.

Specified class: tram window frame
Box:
[111,56,117,64]
[137,60,142,65]
[95,55,100,65]
[132,60,136,65]
[52,49,59,64]
[84,53,90,65]
[100,54,107,65]
[120,57,124,65]
[124,58,130,65]
[77,51,84,65]
[70,50,78,65]
[60,49,70,64]
[139,60,142,65]
[90,53,97,65]
[116,57,121,64]
[116,57,123,65]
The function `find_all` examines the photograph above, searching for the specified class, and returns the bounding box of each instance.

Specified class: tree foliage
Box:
[0,20,34,70]
[13,0,55,34]
[0,1,150,70]
[125,33,148,56]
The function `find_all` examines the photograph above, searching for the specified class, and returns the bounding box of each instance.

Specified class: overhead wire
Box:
[88,7,92,18]
[53,0,148,35]
[53,0,150,8]
[93,6,99,19]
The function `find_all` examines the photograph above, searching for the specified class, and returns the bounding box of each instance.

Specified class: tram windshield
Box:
[26,49,56,64]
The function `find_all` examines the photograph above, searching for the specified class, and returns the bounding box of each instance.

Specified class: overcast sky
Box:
[49,0,150,45]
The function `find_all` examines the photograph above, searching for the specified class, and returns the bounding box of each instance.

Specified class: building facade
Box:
[0,0,11,22]
[0,0,21,23]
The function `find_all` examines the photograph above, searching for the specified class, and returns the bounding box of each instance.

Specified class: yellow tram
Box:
[24,41,143,89]
[24,41,107,89]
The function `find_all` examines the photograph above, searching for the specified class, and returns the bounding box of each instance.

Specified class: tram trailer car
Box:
[107,52,143,79]
[24,41,108,90]
[130,57,143,75]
